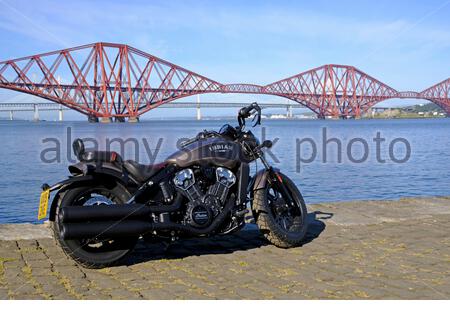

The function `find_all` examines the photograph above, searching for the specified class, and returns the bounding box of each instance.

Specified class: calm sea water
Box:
[1,118,449,223]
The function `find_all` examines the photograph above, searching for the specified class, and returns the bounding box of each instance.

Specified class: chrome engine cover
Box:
[173,168,202,201]
[208,167,236,204]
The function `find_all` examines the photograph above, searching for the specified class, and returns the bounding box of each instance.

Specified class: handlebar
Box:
[181,103,263,149]
[239,102,260,118]
[238,102,261,128]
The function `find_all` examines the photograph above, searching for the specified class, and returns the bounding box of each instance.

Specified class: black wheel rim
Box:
[58,188,128,252]
[267,184,302,232]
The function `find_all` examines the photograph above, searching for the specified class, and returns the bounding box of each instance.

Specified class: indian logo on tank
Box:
[209,143,233,153]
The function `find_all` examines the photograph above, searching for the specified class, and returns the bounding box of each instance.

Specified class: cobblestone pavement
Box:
[0,197,449,299]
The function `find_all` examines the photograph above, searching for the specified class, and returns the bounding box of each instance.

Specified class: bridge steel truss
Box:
[0,42,449,121]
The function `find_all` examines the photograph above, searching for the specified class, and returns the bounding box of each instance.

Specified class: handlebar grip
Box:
[239,103,257,118]
[239,102,260,118]
[238,102,262,128]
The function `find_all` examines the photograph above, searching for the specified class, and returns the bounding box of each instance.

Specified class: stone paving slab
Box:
[0,223,52,240]
[0,196,449,299]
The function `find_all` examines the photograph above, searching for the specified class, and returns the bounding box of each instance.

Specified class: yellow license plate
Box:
[38,189,50,220]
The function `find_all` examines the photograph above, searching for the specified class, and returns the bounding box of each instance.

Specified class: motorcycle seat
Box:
[123,160,166,183]
[81,150,122,163]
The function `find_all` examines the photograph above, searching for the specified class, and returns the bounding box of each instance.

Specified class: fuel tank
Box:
[165,137,243,168]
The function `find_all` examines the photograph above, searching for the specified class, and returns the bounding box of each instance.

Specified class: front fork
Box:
[258,152,296,208]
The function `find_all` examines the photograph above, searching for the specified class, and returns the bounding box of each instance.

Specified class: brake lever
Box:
[251,113,257,127]
[251,112,261,127]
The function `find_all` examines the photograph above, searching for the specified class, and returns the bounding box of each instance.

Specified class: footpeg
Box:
[234,208,249,218]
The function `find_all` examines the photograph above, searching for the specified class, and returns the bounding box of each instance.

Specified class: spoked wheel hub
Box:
[67,191,124,251]
[267,188,297,232]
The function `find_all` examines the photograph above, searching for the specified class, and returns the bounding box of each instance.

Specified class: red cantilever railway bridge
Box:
[0,42,449,122]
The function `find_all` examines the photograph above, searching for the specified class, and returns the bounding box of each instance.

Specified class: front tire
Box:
[51,181,137,268]
[253,173,308,248]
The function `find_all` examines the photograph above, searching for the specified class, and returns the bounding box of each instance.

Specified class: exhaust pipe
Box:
[61,195,235,240]
[61,194,183,223]
[61,220,153,239]
[61,204,149,223]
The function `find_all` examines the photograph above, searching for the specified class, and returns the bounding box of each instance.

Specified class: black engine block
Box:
[173,167,236,228]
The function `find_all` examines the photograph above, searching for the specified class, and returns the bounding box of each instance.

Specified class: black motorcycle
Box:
[38,103,308,268]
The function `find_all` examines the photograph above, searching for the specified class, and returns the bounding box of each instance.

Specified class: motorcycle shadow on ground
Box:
[123,211,332,266]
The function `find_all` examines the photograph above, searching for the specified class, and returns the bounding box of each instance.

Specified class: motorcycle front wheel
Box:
[253,173,308,248]
[51,182,137,268]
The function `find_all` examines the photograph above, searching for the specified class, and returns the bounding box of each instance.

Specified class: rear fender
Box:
[47,175,94,221]
[47,161,136,221]
[69,161,141,186]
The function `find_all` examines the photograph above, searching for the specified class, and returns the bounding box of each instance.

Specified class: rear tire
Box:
[253,173,308,248]
[51,181,137,268]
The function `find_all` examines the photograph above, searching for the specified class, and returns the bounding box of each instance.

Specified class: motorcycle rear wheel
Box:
[253,173,308,248]
[51,182,137,268]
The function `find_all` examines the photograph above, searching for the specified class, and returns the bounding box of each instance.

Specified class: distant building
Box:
[269,114,287,119]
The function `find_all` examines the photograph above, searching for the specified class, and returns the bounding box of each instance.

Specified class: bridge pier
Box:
[196,106,201,120]
[88,115,99,123]
[33,104,39,122]
[100,117,112,123]
[128,116,139,123]
[9,110,13,121]
[196,95,201,120]
[58,106,63,121]
[286,105,293,118]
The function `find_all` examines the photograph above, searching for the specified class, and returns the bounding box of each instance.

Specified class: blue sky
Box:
[0,0,449,119]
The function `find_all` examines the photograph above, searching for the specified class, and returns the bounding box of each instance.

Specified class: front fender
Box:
[251,167,280,191]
